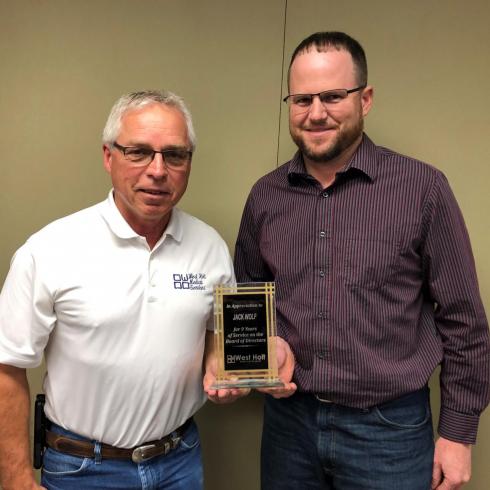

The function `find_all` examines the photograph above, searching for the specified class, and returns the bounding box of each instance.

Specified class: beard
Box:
[291,116,364,163]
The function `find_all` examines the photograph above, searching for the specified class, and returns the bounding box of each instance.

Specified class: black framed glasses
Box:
[112,142,192,169]
[283,85,366,112]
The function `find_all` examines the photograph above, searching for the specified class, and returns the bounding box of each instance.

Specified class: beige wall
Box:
[0,1,488,489]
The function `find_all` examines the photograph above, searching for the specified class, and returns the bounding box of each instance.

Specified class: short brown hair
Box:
[288,31,368,88]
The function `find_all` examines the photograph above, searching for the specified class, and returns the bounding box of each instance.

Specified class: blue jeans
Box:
[41,421,203,490]
[261,388,434,490]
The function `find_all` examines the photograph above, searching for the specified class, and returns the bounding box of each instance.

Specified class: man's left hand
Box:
[203,357,251,404]
[431,437,472,489]
[257,336,297,399]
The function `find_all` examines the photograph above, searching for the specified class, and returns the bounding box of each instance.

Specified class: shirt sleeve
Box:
[423,172,490,444]
[206,238,236,332]
[234,190,274,283]
[0,243,55,367]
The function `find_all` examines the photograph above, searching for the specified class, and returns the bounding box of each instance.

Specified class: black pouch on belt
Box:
[33,393,46,469]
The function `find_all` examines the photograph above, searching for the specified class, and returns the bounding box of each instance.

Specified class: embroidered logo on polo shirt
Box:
[173,273,206,290]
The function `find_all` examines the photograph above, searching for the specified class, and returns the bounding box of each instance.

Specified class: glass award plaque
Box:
[210,282,283,389]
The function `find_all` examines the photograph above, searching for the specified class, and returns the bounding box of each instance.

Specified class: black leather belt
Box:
[45,418,192,463]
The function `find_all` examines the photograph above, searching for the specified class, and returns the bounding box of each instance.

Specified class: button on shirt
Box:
[0,191,234,447]
[234,134,490,444]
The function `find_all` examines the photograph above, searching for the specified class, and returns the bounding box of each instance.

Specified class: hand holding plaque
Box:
[210,282,284,389]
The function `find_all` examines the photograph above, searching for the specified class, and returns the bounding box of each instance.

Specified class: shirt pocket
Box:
[339,236,400,290]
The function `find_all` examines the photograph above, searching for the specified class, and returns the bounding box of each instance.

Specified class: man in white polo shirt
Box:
[0,90,240,489]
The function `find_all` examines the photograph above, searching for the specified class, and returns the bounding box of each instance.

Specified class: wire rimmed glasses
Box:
[112,142,192,169]
[283,85,366,113]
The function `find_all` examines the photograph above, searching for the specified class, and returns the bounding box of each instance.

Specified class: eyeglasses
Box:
[283,85,366,112]
[112,142,192,169]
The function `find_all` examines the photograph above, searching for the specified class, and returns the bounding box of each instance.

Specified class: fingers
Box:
[257,382,297,399]
[433,481,453,490]
[432,438,472,490]
[432,461,443,489]
[206,387,251,404]
[205,381,297,402]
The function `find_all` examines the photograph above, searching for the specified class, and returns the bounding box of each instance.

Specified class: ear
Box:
[360,85,374,117]
[102,144,112,174]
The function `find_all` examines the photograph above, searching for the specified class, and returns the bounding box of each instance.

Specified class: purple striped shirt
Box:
[234,134,489,444]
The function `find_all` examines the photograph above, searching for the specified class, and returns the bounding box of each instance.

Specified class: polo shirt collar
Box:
[163,208,183,243]
[100,190,183,243]
[287,133,379,185]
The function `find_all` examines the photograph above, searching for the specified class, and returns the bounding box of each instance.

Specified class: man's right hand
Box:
[203,355,251,403]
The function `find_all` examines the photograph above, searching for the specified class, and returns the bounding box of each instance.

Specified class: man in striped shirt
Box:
[234,31,489,490]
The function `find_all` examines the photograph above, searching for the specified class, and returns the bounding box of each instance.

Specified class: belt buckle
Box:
[170,435,182,451]
[131,435,182,463]
[132,444,157,463]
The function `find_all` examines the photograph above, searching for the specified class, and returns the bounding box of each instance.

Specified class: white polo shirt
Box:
[0,191,234,447]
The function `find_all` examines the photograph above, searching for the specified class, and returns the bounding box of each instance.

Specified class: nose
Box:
[308,95,328,121]
[146,152,168,179]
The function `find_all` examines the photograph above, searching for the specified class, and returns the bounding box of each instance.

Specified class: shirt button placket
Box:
[148,255,157,303]
[317,350,328,360]
[316,189,330,367]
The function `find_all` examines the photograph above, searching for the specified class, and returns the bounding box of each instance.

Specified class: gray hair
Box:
[102,90,196,151]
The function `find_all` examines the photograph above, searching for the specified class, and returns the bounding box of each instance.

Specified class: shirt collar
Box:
[163,207,183,243]
[287,133,379,185]
[346,133,379,181]
[99,190,183,243]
